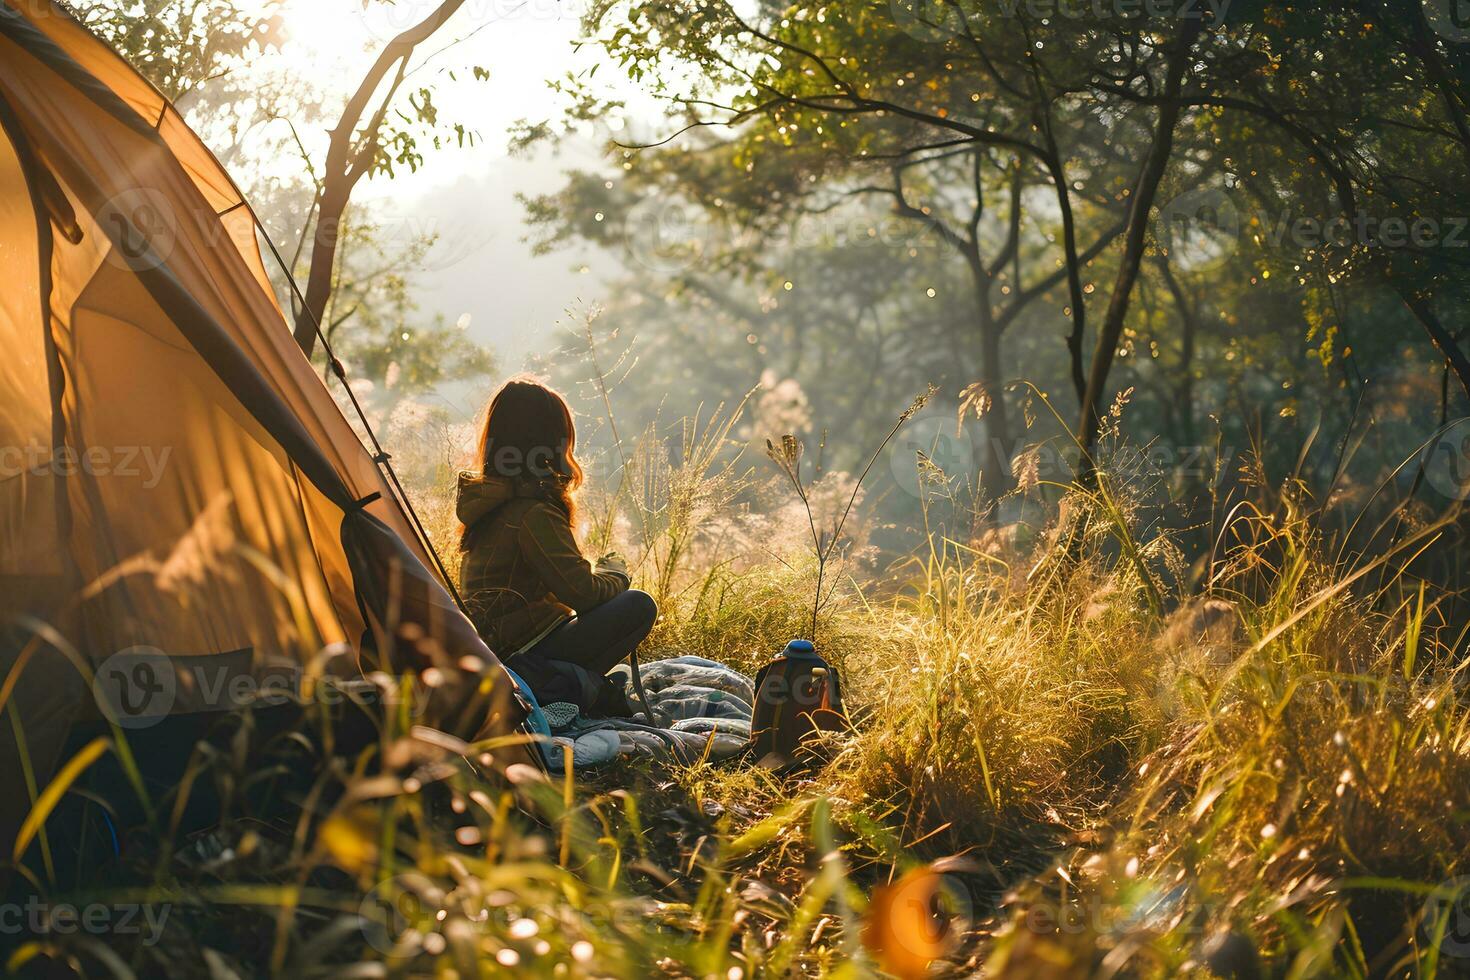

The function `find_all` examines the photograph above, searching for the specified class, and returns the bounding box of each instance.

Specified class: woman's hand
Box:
[596,552,630,581]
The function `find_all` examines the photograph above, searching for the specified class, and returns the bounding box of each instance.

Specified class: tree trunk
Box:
[1396,286,1470,400]
[294,183,352,353]
[1047,151,1090,410]
[1078,19,1202,464]
[979,318,1014,505]
[971,261,1014,504]
[1157,255,1198,446]
[1178,313,1197,447]
[291,0,469,355]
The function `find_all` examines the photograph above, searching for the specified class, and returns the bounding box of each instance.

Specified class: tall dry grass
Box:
[5,386,1469,978]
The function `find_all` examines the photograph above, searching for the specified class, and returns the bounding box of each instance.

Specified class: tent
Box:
[0,0,527,864]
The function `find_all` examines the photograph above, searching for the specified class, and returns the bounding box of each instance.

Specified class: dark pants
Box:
[512,590,657,712]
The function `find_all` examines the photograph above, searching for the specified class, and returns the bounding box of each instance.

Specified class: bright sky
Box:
[216,0,652,393]
[265,0,635,196]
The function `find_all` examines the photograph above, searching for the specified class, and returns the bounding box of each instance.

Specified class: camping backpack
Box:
[748,640,848,768]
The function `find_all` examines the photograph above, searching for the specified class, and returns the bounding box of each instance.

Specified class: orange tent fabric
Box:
[0,0,524,863]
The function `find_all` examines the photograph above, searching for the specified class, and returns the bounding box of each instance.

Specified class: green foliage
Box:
[527,0,1470,508]
[65,0,285,101]
[320,216,495,397]
[75,1,497,398]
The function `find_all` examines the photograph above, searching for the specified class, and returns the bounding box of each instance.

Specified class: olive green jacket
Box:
[456,474,628,654]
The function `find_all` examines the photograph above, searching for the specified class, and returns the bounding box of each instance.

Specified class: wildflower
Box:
[957,381,993,428]
[900,384,937,423]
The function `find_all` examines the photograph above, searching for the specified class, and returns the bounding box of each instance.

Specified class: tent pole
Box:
[250,211,471,616]
[0,94,77,590]
[0,92,90,878]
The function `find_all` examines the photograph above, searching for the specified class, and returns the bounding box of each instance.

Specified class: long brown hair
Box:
[460,377,583,550]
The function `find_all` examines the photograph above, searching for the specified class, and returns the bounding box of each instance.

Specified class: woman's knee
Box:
[623,589,658,629]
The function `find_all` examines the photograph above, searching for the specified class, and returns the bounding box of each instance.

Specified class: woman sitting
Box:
[456,377,656,716]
